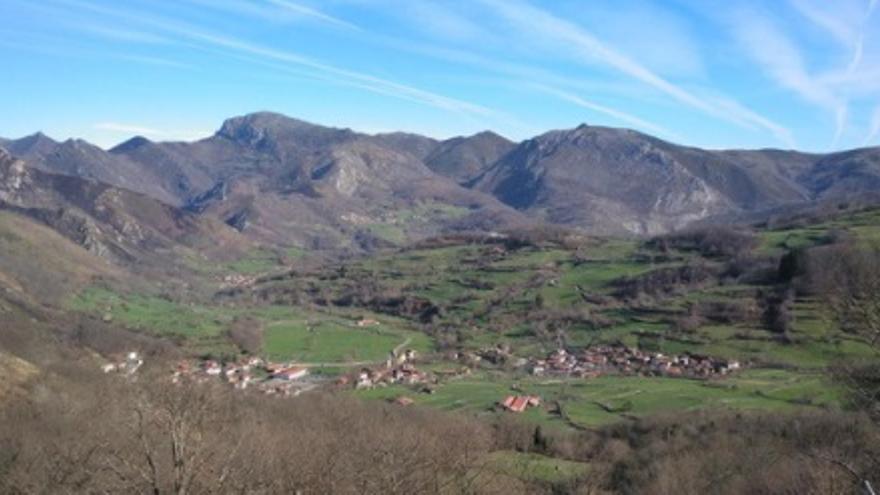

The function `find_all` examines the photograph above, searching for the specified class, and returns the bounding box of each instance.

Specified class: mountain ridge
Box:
[3,112,880,241]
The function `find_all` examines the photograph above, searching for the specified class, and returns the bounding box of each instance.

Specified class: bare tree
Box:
[815,243,880,347]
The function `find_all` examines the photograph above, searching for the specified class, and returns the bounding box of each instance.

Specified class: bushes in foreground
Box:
[0,368,519,495]
[2,364,878,494]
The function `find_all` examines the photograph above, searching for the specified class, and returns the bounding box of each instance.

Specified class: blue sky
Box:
[1,0,879,151]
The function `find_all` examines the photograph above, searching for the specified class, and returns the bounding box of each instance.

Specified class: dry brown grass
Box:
[0,352,38,400]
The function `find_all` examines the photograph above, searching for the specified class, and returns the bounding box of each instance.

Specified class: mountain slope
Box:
[5,113,880,240]
[425,131,515,185]
[112,112,530,247]
[0,146,251,271]
[3,114,530,250]
[474,124,880,235]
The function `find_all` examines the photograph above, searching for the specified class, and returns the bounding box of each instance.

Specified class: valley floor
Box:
[64,208,880,432]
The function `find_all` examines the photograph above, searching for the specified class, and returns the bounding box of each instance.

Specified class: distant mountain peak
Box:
[218,112,318,137]
[60,138,101,152]
[469,130,510,142]
[424,129,516,185]
[216,111,354,150]
[6,131,58,156]
[110,136,152,154]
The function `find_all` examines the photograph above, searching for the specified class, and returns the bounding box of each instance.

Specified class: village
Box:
[100,336,742,411]
[526,344,742,379]
[162,345,433,398]
[170,356,320,397]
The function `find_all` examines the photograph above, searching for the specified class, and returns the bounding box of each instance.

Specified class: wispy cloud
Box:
[730,8,847,145]
[94,122,163,136]
[113,54,192,69]
[396,1,489,42]
[865,105,880,146]
[531,85,679,140]
[0,30,191,71]
[94,122,211,143]
[709,96,797,149]
[789,0,874,77]
[184,29,496,117]
[53,0,493,119]
[477,0,794,146]
[79,23,173,44]
[265,0,360,31]
[184,0,359,31]
[789,0,858,46]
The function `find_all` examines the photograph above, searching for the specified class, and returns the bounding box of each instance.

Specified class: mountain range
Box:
[3,111,880,260]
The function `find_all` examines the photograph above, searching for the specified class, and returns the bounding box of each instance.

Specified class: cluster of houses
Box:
[350,362,431,389]
[172,357,316,397]
[336,349,431,390]
[101,351,144,376]
[529,345,741,379]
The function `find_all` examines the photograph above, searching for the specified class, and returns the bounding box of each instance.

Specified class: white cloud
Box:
[56,0,495,120]
[478,0,794,145]
[398,1,486,42]
[572,1,706,79]
[93,123,212,145]
[114,54,192,69]
[94,122,163,136]
[79,23,173,44]
[709,97,797,149]
[183,0,359,31]
[531,85,679,140]
[730,9,847,145]
[184,29,496,117]
[789,0,875,78]
[864,105,880,145]
[264,0,360,31]
[788,0,858,46]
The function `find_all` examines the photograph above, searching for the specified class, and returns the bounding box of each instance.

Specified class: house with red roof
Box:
[272,366,309,381]
[500,395,541,413]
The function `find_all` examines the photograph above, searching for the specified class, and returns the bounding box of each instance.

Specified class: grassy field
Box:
[756,207,880,254]
[328,236,874,370]
[264,318,429,363]
[68,206,880,429]
[224,248,282,274]
[358,368,840,429]
[69,286,434,362]
[335,210,880,426]
[69,287,234,338]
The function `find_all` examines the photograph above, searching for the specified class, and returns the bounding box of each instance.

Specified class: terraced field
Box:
[67,206,880,430]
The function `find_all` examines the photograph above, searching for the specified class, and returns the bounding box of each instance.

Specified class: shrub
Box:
[649,226,757,258]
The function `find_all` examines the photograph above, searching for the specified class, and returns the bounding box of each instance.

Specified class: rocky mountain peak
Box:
[110,136,152,154]
[5,132,58,157]
[216,112,355,151]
